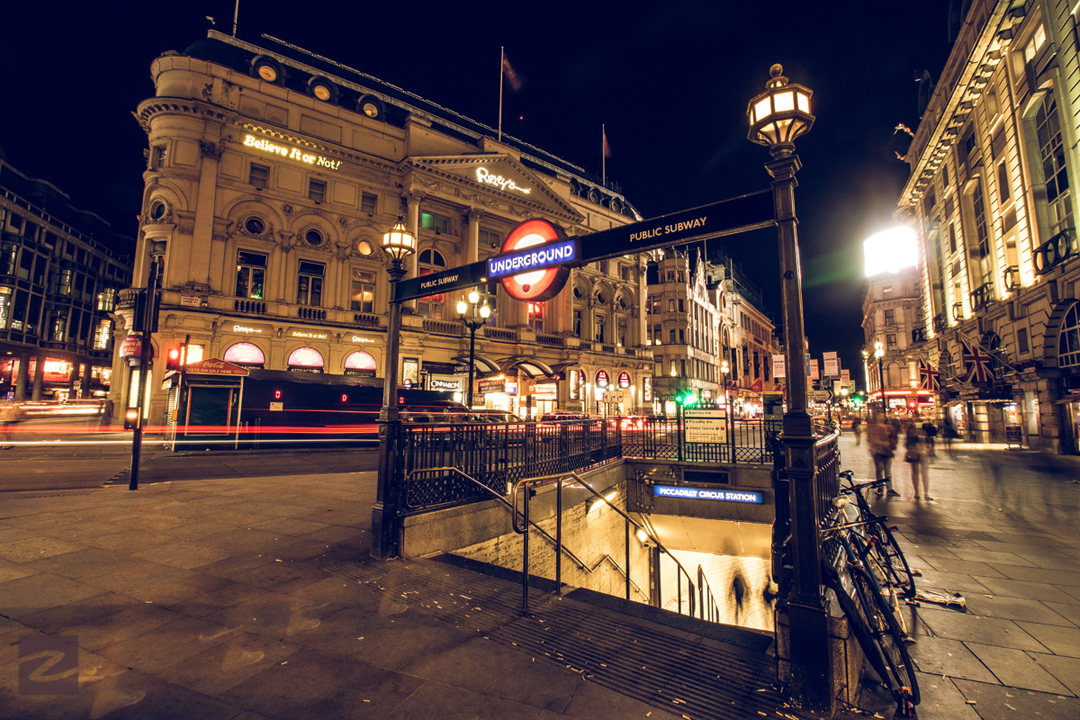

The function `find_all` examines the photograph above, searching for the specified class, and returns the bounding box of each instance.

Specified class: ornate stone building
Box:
[861,265,926,414]
[114,30,653,426]
[898,0,1080,452]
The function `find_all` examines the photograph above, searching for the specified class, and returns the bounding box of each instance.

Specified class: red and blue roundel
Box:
[498,219,573,302]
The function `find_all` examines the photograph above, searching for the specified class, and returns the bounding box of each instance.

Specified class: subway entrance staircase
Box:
[325,553,825,720]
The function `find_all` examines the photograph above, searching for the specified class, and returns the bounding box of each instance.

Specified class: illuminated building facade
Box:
[645,249,723,414]
[721,260,781,417]
[861,261,925,415]
[0,161,133,403]
[115,30,652,425]
[898,0,1080,452]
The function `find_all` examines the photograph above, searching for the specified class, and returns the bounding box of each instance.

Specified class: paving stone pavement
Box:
[2,435,1078,719]
[0,468,799,720]
[838,432,1080,719]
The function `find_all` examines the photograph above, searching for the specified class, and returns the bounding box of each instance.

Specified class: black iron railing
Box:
[401,416,781,512]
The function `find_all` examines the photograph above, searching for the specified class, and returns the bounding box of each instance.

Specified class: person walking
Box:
[921,419,938,458]
[852,416,863,445]
[868,411,900,497]
[904,422,932,500]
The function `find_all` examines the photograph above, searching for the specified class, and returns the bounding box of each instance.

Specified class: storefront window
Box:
[1059,302,1080,369]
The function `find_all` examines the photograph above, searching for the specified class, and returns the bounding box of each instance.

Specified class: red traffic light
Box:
[165,347,182,371]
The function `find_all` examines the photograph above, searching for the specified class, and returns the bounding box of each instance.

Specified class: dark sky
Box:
[0,0,953,381]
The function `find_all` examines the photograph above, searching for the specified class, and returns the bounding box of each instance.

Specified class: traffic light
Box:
[675,390,698,407]
[166,347,182,372]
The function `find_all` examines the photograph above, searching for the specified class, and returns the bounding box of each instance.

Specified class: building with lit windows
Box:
[897,0,1080,452]
[0,160,133,403]
[719,256,781,418]
[115,30,653,427]
[860,260,927,415]
[645,249,723,414]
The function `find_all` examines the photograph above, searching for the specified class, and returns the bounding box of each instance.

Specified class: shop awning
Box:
[452,354,502,374]
[498,357,556,378]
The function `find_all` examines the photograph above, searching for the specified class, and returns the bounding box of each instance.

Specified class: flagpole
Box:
[602,124,606,185]
[498,47,504,142]
[233,0,239,36]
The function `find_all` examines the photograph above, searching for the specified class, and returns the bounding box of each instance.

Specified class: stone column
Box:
[404,192,423,312]
[32,353,46,401]
[465,208,483,264]
[82,361,92,398]
[14,352,29,402]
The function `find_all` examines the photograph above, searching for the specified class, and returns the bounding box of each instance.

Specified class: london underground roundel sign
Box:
[494,219,574,302]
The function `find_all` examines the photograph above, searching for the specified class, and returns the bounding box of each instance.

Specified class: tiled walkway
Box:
[839,434,1080,719]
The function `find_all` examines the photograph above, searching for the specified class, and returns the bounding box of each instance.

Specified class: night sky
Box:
[0,1,953,381]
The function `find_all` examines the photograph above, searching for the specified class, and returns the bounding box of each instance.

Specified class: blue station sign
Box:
[486,239,578,279]
[653,485,764,504]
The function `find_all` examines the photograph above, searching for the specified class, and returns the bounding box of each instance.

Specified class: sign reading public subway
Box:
[653,485,764,504]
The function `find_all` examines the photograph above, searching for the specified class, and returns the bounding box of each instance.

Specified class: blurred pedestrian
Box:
[0,401,22,449]
[868,411,900,497]
[904,422,932,500]
[921,419,938,458]
[943,416,958,458]
[852,416,863,445]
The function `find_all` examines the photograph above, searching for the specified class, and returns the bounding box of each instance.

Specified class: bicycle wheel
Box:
[820,562,891,691]
[869,521,916,598]
[849,564,920,706]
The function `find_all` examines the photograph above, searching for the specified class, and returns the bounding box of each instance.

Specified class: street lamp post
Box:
[371,217,416,560]
[748,64,829,712]
[721,359,735,459]
[874,341,885,414]
[457,290,491,409]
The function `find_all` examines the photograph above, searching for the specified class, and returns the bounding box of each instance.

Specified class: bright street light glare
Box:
[863,226,917,277]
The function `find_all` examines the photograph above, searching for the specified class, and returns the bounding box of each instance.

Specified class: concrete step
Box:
[326,555,810,720]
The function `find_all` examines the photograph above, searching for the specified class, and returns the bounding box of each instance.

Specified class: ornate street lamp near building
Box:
[457,290,491,409]
[371,217,416,560]
[874,341,885,412]
[747,64,827,711]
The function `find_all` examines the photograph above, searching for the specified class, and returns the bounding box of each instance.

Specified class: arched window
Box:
[287,346,324,373]
[1059,302,1080,369]
[344,350,377,376]
[223,342,266,367]
[418,249,446,319]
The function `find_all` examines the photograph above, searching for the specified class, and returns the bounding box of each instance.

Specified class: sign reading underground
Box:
[487,219,576,301]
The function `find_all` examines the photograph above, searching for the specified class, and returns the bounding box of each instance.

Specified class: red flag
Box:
[603,127,611,158]
[502,53,523,92]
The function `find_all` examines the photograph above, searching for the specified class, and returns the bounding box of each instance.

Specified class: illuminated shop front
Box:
[478,375,518,414]
[428,374,464,404]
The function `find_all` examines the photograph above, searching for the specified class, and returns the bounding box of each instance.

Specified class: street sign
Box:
[576,191,774,264]
[394,260,488,303]
[684,408,727,442]
[808,389,832,403]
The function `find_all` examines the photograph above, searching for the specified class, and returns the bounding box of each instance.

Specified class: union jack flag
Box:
[918,359,940,392]
[961,338,994,384]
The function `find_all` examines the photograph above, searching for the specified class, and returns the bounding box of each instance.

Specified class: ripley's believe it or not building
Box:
[114,30,782,427]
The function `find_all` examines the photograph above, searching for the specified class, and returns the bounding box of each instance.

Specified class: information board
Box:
[683,408,727,442]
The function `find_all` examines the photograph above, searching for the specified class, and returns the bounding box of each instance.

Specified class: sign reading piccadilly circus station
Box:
[242,134,342,171]
[653,485,764,504]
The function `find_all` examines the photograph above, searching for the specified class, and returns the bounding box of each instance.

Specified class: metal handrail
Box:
[510,470,702,618]
[405,467,648,601]
[696,565,724,624]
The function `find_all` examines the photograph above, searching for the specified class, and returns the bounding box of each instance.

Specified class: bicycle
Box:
[821,507,920,710]
[838,470,917,599]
